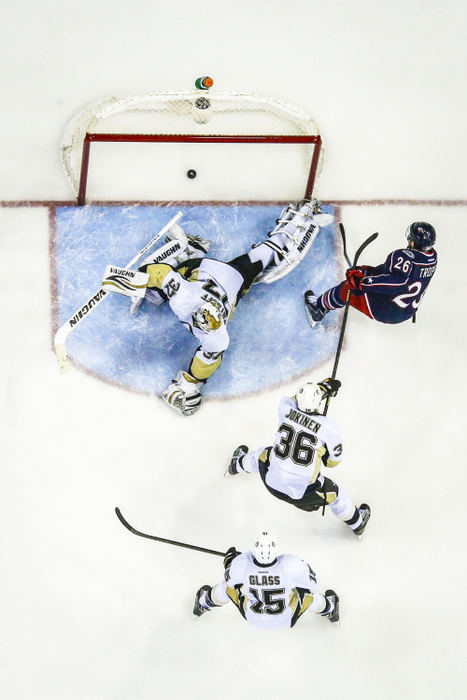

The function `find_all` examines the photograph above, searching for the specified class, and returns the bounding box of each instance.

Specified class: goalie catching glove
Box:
[161,371,203,416]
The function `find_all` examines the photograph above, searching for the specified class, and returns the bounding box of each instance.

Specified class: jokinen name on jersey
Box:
[285,408,322,433]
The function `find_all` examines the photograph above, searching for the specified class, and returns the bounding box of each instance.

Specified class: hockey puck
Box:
[187,169,197,179]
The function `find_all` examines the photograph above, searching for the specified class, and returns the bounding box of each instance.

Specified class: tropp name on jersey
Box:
[419,266,436,278]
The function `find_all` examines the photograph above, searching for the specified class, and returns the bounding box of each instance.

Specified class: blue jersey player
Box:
[304,222,437,325]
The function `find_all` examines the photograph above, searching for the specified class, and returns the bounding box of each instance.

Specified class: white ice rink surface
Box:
[1,2,467,699]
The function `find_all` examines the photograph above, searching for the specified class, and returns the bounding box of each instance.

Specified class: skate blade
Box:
[305,304,319,328]
[224,466,249,477]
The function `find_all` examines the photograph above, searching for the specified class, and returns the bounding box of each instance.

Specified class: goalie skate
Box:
[254,200,333,284]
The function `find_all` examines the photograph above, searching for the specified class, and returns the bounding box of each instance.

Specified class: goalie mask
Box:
[296,382,324,414]
[192,300,223,333]
[254,532,278,566]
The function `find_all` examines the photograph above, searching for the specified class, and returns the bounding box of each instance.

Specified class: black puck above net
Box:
[187,169,197,179]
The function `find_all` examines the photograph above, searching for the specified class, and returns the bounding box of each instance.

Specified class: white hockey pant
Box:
[240,447,265,473]
[210,581,230,605]
[328,484,357,522]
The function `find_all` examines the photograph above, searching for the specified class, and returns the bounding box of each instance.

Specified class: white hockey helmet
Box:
[254,531,278,565]
[296,382,324,414]
[192,300,223,332]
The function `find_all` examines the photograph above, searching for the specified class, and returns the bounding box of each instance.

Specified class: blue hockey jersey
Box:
[360,247,437,323]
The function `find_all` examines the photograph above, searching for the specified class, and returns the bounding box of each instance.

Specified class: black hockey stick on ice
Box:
[115,508,226,557]
[339,223,352,268]
[320,230,378,516]
[323,231,379,417]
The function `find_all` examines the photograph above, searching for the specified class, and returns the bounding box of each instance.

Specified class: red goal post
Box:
[60,91,325,205]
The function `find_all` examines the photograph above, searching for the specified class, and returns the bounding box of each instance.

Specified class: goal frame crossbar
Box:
[78,132,322,205]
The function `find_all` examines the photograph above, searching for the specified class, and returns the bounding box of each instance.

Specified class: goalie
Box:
[126,200,333,416]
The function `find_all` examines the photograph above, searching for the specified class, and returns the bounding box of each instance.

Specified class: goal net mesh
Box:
[61,91,325,203]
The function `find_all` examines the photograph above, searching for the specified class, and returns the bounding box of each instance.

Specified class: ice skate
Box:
[304,289,327,327]
[193,585,214,618]
[323,589,340,624]
[353,504,371,538]
[225,445,249,476]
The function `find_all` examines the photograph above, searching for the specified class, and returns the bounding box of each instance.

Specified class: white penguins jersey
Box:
[160,258,244,354]
[265,396,343,499]
[221,551,324,630]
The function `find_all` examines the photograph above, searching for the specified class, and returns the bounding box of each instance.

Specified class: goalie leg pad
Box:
[253,200,334,284]
[161,371,203,416]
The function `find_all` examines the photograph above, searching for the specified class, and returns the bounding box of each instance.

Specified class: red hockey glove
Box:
[346,268,367,296]
[346,267,365,290]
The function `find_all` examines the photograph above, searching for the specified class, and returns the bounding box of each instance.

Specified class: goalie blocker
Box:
[102,266,149,298]
[101,224,211,302]
[101,224,212,309]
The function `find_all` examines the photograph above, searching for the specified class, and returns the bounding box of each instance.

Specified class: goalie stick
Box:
[115,508,226,557]
[323,229,378,416]
[53,211,183,373]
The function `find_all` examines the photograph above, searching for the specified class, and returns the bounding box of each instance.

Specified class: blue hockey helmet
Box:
[406,222,436,251]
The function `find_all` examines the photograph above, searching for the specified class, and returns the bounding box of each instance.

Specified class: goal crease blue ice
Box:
[54,204,341,398]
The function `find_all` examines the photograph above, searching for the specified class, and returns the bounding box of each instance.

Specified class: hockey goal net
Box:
[61,91,325,204]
